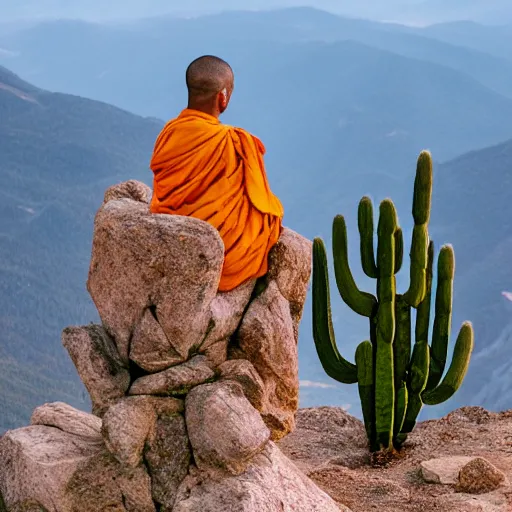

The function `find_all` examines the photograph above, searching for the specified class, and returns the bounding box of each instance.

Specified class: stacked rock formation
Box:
[0,181,346,512]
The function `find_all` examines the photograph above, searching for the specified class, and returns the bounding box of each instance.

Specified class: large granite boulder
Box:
[0,404,155,512]
[101,396,158,468]
[1,181,319,512]
[30,402,102,440]
[265,227,312,337]
[200,280,256,352]
[145,413,191,510]
[0,404,345,512]
[87,186,225,366]
[62,325,130,417]
[129,356,215,397]
[218,360,266,411]
[185,381,271,475]
[83,181,311,440]
[232,281,299,440]
[230,229,311,440]
[173,443,347,512]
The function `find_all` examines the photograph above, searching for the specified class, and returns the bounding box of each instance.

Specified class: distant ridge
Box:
[0,65,162,432]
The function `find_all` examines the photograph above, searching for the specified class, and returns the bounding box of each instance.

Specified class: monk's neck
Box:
[186,103,220,120]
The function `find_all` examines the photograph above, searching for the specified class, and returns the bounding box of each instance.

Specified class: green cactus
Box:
[312,150,474,453]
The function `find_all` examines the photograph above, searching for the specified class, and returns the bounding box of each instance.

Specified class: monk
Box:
[149,55,284,292]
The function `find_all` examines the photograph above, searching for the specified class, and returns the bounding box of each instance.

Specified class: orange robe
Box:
[149,109,284,292]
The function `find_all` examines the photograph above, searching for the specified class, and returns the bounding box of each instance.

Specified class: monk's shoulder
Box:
[231,126,266,154]
[157,116,182,136]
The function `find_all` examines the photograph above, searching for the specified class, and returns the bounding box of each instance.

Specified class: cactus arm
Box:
[394,227,404,274]
[422,322,474,406]
[394,382,408,440]
[425,245,454,391]
[409,341,430,396]
[403,151,433,308]
[393,294,411,391]
[358,197,378,279]
[401,340,430,435]
[355,341,375,447]
[415,241,434,343]
[403,225,429,308]
[412,151,433,226]
[332,215,377,318]
[374,199,398,451]
[399,396,421,446]
[376,200,398,343]
[312,238,358,384]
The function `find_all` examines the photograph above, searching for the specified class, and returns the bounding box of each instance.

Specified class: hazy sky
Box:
[0,1,401,19]
[0,0,501,24]
[0,1,511,27]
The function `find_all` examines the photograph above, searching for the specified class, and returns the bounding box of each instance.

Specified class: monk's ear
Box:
[219,88,228,112]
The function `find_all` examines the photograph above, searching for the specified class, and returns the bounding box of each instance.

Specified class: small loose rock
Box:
[457,457,506,494]
[421,456,475,485]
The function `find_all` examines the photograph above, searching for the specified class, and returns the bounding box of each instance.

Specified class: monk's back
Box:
[150,110,242,219]
[150,109,283,292]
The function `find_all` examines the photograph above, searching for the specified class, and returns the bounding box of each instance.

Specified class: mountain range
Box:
[1,7,512,430]
[429,138,512,415]
[2,9,512,194]
[409,0,512,24]
[0,64,161,430]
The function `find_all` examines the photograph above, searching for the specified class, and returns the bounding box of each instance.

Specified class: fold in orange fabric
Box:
[150,109,284,292]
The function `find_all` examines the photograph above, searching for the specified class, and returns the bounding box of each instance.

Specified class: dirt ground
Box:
[279,406,512,512]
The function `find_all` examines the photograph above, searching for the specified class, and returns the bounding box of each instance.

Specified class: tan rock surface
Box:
[218,360,266,411]
[142,396,185,416]
[62,325,130,416]
[457,457,506,494]
[202,338,229,369]
[185,381,270,475]
[102,397,157,468]
[234,281,299,440]
[439,492,510,511]
[67,451,155,512]
[103,180,152,205]
[173,442,347,512]
[265,228,312,337]
[30,402,102,441]
[421,456,475,485]
[87,197,224,363]
[4,499,48,512]
[200,280,255,351]
[0,426,96,511]
[145,414,191,510]
[129,308,185,373]
[129,356,215,396]
[0,420,155,512]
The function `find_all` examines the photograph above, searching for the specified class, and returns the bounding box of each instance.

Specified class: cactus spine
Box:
[312,151,474,453]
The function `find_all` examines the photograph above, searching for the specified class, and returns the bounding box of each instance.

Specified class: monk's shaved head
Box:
[186,56,234,113]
